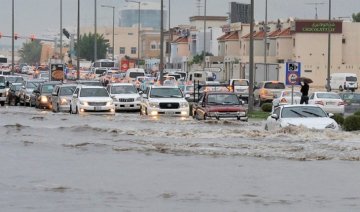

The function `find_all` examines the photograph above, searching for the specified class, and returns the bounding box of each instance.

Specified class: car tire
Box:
[0,102,4,106]
[203,113,207,120]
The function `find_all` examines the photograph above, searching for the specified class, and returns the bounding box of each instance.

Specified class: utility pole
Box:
[306,2,326,19]
[248,0,255,112]
[326,0,331,91]
[160,0,164,85]
[264,0,268,80]
[94,0,97,62]
[60,0,63,63]
[11,0,14,74]
[203,0,207,70]
[77,0,80,80]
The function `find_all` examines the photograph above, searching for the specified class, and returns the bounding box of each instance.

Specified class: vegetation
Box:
[18,40,42,64]
[353,12,360,22]
[343,115,360,131]
[354,110,360,116]
[74,33,110,61]
[190,51,213,65]
[248,110,269,120]
[261,103,272,112]
[331,113,344,126]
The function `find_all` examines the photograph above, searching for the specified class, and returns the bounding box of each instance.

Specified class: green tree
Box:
[18,40,42,64]
[352,12,360,22]
[74,33,110,61]
[190,51,213,65]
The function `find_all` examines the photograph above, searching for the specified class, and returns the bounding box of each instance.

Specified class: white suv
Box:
[140,85,189,117]
[107,83,141,111]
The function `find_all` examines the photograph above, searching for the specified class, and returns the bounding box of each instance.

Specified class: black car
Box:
[339,92,360,113]
[6,83,23,106]
[32,81,61,109]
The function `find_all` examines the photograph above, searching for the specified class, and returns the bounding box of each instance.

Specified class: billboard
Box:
[50,63,64,81]
[295,20,342,33]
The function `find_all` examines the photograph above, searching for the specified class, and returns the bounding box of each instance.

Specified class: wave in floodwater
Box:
[1,107,360,161]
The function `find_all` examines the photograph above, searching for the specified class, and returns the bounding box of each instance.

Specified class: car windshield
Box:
[59,86,76,96]
[185,85,194,92]
[129,72,145,78]
[79,81,102,86]
[233,80,249,86]
[264,82,285,89]
[207,94,240,105]
[80,88,109,97]
[150,87,183,98]
[95,69,107,75]
[282,91,302,97]
[13,85,22,91]
[41,84,56,93]
[6,76,23,83]
[316,93,340,99]
[281,106,327,118]
[346,76,357,82]
[111,85,137,94]
[342,93,360,103]
[26,82,40,89]
[0,76,5,86]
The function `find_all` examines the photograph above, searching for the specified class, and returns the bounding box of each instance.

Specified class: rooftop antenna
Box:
[306,2,326,19]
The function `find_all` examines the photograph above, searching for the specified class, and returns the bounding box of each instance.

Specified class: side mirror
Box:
[52,93,57,96]
[142,93,147,98]
[185,94,190,99]
[138,91,143,95]
[271,114,279,120]
[328,113,334,118]
[72,94,78,98]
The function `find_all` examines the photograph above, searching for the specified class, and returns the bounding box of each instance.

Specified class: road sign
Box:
[285,62,301,86]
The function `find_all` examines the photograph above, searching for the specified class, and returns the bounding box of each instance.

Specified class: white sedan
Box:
[70,85,115,115]
[308,92,345,115]
[273,90,302,106]
[265,105,339,131]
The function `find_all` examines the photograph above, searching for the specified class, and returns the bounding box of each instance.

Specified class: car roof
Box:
[79,85,105,89]
[150,85,178,89]
[110,83,134,86]
[280,104,321,108]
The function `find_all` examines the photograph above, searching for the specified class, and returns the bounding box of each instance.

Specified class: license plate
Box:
[165,111,175,115]
[94,106,102,111]
[326,102,335,105]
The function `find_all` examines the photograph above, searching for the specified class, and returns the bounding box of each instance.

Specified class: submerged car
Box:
[265,104,339,131]
[6,83,23,106]
[308,92,345,115]
[339,92,360,114]
[70,85,115,115]
[32,81,61,109]
[51,84,77,112]
[192,92,248,121]
[107,83,141,111]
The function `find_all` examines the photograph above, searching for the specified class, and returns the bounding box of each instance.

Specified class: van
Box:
[125,68,145,82]
[329,73,358,92]
[229,79,249,102]
[188,71,215,83]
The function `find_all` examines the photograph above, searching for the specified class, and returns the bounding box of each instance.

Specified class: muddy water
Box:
[1,106,360,211]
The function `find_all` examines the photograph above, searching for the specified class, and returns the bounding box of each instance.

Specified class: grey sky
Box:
[0,0,359,46]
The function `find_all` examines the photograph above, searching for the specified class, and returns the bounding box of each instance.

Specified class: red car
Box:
[192,92,248,121]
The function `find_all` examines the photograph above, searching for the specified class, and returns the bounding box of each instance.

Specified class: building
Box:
[119,2,167,31]
[229,2,251,24]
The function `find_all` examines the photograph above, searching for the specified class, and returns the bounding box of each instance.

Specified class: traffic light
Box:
[62,28,70,39]
[14,33,18,40]
[30,34,35,42]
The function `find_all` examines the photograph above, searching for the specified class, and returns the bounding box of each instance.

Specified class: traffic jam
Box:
[1,60,359,131]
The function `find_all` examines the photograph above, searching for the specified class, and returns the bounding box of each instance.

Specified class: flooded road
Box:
[1,106,360,211]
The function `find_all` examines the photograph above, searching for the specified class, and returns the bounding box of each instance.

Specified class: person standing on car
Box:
[300,81,309,104]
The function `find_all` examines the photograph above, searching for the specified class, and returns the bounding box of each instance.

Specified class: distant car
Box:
[51,84,77,112]
[32,81,61,109]
[70,85,115,115]
[19,79,45,106]
[76,80,103,86]
[265,104,339,131]
[339,92,360,114]
[38,73,50,81]
[229,79,249,102]
[272,90,302,110]
[140,85,189,117]
[0,76,7,106]
[6,83,23,106]
[308,92,345,115]
[253,81,286,106]
[107,83,141,111]
[179,84,195,102]
[192,92,248,121]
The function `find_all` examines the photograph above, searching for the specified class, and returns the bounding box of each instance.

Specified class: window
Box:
[128,33,133,36]
[150,41,157,50]
[342,38,346,44]
[119,47,125,54]
[131,47,137,54]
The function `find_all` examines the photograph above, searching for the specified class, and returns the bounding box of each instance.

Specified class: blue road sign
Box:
[285,62,301,85]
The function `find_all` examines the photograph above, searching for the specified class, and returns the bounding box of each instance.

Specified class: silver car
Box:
[51,84,77,112]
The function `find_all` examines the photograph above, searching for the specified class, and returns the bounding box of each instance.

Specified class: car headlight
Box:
[180,102,189,108]
[325,123,337,129]
[40,96,48,103]
[106,100,113,106]
[149,102,159,108]
[60,98,68,105]
[80,101,89,106]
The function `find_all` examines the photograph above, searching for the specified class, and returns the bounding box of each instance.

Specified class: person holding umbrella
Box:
[299,77,312,104]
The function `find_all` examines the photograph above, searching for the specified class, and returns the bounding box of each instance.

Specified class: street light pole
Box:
[60,0,63,62]
[77,0,81,80]
[101,5,115,61]
[167,0,171,68]
[11,0,14,74]
[264,0,268,80]
[94,0,97,62]
[125,0,141,68]
[326,0,331,92]
[248,0,255,112]
[203,0,207,69]
[160,0,164,85]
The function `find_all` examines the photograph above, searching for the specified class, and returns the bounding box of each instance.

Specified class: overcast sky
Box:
[0,0,359,46]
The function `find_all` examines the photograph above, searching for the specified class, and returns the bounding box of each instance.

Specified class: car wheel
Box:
[0,102,4,106]
[203,113,207,120]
